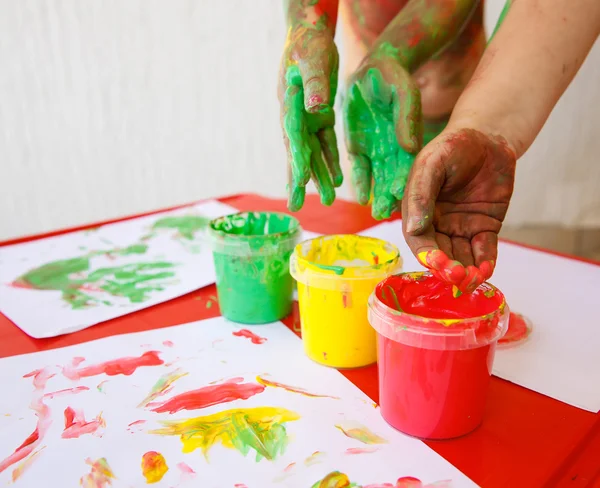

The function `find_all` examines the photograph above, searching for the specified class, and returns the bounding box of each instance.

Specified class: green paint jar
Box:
[207,211,301,324]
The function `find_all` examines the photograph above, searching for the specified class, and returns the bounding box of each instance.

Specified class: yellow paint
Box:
[291,235,401,368]
[417,251,429,267]
[141,451,168,484]
[150,406,300,461]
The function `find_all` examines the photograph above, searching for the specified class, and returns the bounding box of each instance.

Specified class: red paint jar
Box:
[368,272,509,440]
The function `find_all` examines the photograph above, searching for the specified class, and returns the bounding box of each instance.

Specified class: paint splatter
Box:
[23,368,55,389]
[11,245,177,309]
[345,447,379,455]
[151,215,210,240]
[79,457,115,488]
[0,395,51,474]
[97,380,109,393]
[149,378,265,414]
[141,451,168,484]
[334,422,387,445]
[162,340,174,347]
[304,451,325,466]
[177,462,195,476]
[151,406,299,461]
[127,420,146,433]
[138,368,188,408]
[256,375,339,399]
[311,473,450,488]
[44,386,90,400]
[232,329,268,344]
[11,446,45,482]
[62,407,105,439]
[311,471,357,487]
[499,312,532,346]
[63,351,164,380]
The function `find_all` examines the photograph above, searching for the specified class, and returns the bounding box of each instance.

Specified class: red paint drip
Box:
[63,351,164,380]
[150,378,265,414]
[499,312,532,345]
[232,329,267,345]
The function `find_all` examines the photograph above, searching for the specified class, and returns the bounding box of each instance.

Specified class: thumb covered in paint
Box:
[296,35,339,113]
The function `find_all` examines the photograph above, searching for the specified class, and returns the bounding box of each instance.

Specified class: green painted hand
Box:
[278,25,342,212]
[343,54,423,220]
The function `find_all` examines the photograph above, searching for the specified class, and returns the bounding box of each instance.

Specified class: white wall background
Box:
[1,0,598,240]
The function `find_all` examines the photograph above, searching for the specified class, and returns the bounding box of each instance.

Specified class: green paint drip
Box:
[385,285,403,312]
[151,215,211,240]
[210,212,299,324]
[13,244,177,309]
[312,263,345,276]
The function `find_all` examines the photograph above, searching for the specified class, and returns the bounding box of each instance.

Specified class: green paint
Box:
[151,215,211,240]
[284,65,340,212]
[13,244,177,309]
[311,471,359,488]
[343,66,418,219]
[209,212,300,324]
[385,285,403,312]
[313,263,345,276]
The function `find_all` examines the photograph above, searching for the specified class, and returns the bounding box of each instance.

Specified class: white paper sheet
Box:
[0,201,240,339]
[359,221,600,412]
[0,317,477,488]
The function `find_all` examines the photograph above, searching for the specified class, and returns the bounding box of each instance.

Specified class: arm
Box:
[370,0,480,74]
[449,0,600,158]
[279,1,343,212]
[283,0,340,110]
[401,0,600,292]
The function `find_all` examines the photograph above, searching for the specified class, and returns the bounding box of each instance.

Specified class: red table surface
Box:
[1,193,599,487]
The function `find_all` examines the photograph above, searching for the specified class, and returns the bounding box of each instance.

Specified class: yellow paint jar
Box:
[290,235,401,368]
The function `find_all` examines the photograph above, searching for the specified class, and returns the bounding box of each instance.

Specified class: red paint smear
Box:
[232,329,267,345]
[128,420,146,427]
[62,351,163,380]
[44,386,90,400]
[150,378,265,414]
[345,447,378,455]
[23,368,55,389]
[284,462,296,472]
[162,340,174,347]
[9,280,34,290]
[376,274,503,321]
[62,407,104,439]
[177,462,195,475]
[499,312,532,345]
[0,397,50,474]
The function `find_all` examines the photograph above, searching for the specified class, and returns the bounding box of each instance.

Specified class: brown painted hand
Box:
[401,128,516,293]
[343,52,422,220]
[278,25,342,212]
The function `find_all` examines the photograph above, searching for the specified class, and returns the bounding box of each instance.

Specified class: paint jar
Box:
[207,211,301,324]
[290,235,401,369]
[368,272,509,440]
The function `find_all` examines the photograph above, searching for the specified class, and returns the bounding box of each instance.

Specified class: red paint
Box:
[499,312,532,346]
[150,378,265,414]
[23,368,55,389]
[378,273,503,321]
[62,407,104,439]
[418,249,494,294]
[62,351,164,380]
[345,447,378,455]
[371,273,507,440]
[44,386,90,399]
[162,340,174,347]
[232,329,267,345]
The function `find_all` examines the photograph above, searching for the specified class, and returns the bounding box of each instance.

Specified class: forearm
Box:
[284,0,339,33]
[370,0,480,72]
[450,0,600,158]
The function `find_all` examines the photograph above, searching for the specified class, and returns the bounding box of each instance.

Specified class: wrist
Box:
[447,107,531,159]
